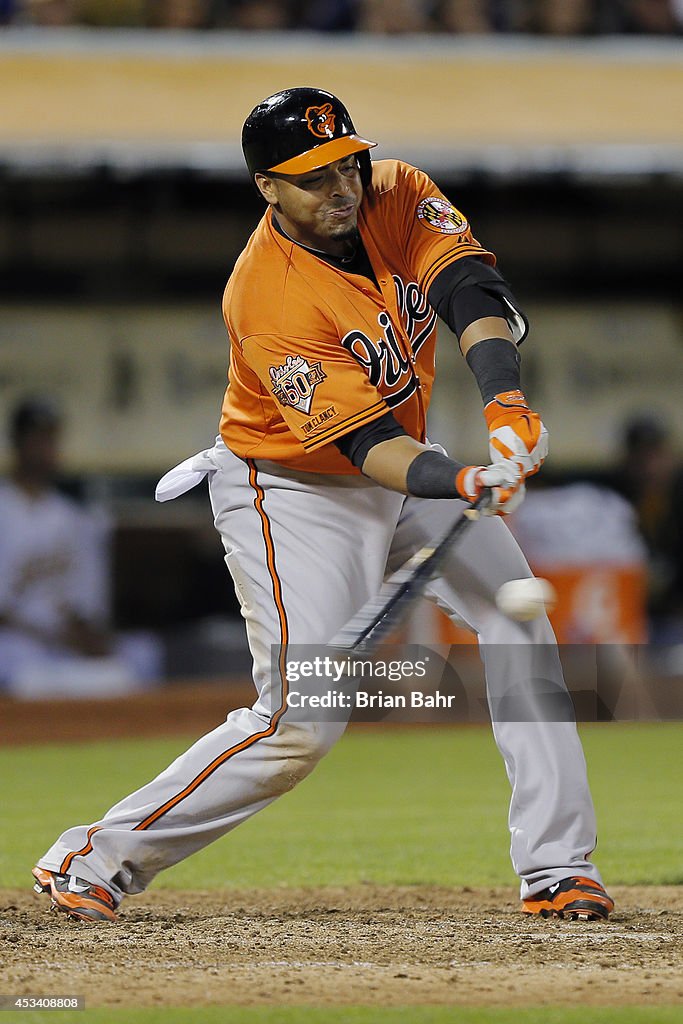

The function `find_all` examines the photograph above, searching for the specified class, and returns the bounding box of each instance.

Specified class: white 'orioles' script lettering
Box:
[340,277,437,408]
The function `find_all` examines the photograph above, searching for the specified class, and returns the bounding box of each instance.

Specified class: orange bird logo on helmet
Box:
[305,103,336,139]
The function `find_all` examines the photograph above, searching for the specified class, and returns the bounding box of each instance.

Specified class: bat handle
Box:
[464,489,493,520]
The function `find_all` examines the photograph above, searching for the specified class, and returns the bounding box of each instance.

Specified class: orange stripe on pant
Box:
[60,459,289,872]
[60,826,101,875]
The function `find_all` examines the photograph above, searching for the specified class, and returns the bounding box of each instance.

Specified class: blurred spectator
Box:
[607,414,683,641]
[513,0,596,35]
[145,0,214,28]
[77,0,146,26]
[0,397,163,698]
[507,482,647,645]
[0,0,19,25]
[229,0,294,29]
[298,0,358,32]
[619,0,682,33]
[23,0,76,26]
[357,0,430,33]
[3,0,683,31]
[432,0,495,33]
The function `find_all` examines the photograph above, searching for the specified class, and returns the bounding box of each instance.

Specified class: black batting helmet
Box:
[242,87,376,188]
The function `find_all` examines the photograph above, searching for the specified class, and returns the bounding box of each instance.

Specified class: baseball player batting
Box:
[32,88,613,924]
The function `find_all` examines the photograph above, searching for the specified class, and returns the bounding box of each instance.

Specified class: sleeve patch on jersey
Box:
[269,355,327,415]
[416,197,469,236]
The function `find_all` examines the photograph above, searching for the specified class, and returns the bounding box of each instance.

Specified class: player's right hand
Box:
[484,390,548,478]
[455,459,525,515]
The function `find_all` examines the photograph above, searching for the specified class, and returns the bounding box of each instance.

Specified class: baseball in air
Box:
[495,577,557,621]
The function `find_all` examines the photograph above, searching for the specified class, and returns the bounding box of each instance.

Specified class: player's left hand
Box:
[456,459,526,516]
[484,390,548,478]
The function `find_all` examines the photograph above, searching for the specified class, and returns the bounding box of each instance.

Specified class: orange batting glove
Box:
[456,459,525,516]
[484,390,549,478]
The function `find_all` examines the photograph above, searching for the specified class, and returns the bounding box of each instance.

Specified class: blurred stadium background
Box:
[1,2,682,709]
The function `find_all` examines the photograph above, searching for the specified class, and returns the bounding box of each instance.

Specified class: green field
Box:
[8,1008,683,1024]
[2,722,681,890]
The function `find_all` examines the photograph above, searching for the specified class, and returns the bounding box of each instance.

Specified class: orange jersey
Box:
[220,159,495,474]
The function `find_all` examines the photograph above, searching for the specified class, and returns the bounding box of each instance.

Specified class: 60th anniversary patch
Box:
[270,355,327,414]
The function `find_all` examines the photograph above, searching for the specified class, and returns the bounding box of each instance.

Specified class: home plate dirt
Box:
[2,886,681,1008]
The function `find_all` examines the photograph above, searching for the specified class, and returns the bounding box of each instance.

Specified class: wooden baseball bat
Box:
[330,492,490,653]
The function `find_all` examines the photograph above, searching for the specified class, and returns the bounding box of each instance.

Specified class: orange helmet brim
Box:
[268,135,377,175]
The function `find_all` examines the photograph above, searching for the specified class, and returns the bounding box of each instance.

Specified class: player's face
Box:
[257,155,364,257]
[14,426,61,483]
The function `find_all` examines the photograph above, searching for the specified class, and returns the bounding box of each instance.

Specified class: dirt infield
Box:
[0,681,255,746]
[2,885,681,1008]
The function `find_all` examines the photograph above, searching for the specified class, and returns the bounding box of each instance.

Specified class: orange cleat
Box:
[32,866,117,923]
[521,875,614,921]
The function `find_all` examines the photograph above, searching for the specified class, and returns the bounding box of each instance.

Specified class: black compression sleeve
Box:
[334,409,407,468]
[405,450,467,499]
[465,338,521,405]
[432,283,507,338]
[427,256,529,343]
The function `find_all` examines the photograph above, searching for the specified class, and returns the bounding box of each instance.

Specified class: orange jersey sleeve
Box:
[364,160,496,296]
